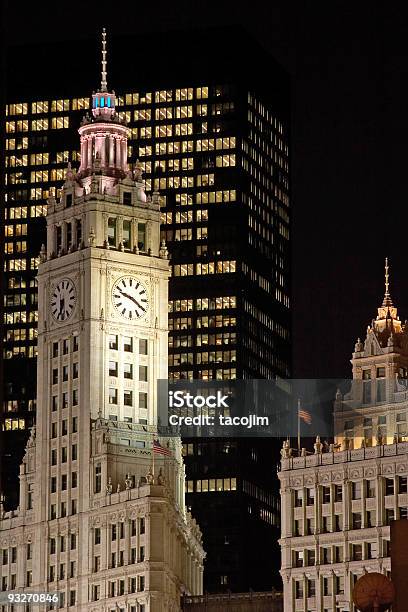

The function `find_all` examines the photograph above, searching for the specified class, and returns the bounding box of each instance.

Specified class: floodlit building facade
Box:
[0,42,204,612]
[279,263,408,612]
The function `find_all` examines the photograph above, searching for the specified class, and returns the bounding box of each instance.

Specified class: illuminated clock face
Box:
[112,276,149,320]
[51,278,76,322]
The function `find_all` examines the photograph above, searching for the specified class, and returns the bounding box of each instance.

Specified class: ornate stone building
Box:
[0,33,204,612]
[279,261,408,612]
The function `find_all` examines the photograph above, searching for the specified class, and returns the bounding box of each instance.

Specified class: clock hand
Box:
[120,290,144,309]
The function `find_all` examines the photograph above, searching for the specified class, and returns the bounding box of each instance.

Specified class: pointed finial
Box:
[383,256,393,306]
[101,28,108,92]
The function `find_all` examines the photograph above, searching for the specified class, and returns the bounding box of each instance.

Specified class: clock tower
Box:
[0,31,204,611]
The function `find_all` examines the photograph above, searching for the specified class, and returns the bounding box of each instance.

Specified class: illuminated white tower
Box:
[0,30,204,612]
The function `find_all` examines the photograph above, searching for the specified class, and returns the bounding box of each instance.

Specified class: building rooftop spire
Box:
[101,28,108,92]
[382,257,393,307]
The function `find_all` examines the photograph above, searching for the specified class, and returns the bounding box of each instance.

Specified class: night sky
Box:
[3,0,408,380]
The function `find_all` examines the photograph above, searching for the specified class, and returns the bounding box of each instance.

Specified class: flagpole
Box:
[152,431,155,476]
[297,398,301,453]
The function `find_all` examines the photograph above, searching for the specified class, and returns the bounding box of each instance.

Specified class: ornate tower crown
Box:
[373,257,402,339]
[77,29,130,186]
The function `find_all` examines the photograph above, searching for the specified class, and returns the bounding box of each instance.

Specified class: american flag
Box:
[298,408,312,425]
[153,439,172,456]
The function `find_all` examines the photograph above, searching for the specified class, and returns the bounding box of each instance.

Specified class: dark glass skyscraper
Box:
[1,27,290,591]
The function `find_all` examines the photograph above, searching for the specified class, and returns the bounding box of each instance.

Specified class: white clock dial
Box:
[51,278,76,322]
[112,276,149,320]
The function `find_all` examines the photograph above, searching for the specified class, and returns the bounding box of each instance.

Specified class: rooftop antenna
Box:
[101,28,108,92]
[383,257,393,307]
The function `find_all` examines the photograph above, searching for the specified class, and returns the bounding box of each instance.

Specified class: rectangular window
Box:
[352,544,363,561]
[334,484,343,502]
[108,218,116,246]
[386,509,395,525]
[123,192,132,206]
[306,488,315,505]
[109,334,118,350]
[72,417,78,433]
[124,363,133,379]
[352,513,362,529]
[294,489,303,507]
[124,336,133,352]
[53,342,59,358]
[294,551,303,567]
[334,514,342,531]
[322,486,331,503]
[307,579,315,597]
[366,480,376,498]
[139,339,148,355]
[307,549,315,566]
[137,223,146,251]
[63,339,69,354]
[139,365,148,381]
[124,391,133,406]
[352,481,361,500]
[72,444,77,460]
[95,463,101,493]
[61,447,67,463]
[139,392,148,409]
[322,547,331,564]
[138,575,145,591]
[95,528,101,544]
[72,363,79,379]
[62,420,68,436]
[109,388,118,404]
[367,542,378,559]
[109,361,118,376]
[336,575,345,595]
[52,369,58,385]
[323,576,331,596]
[61,474,67,490]
[123,219,131,249]
[72,389,78,406]
[62,365,68,382]
[386,478,394,495]
[399,476,408,493]
[295,581,303,599]
[367,510,376,527]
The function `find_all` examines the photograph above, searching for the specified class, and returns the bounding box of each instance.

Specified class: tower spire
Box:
[383,257,393,307]
[101,28,108,92]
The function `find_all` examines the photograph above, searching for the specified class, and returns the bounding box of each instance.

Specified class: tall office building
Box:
[0,49,204,611]
[2,28,291,591]
[279,263,408,612]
